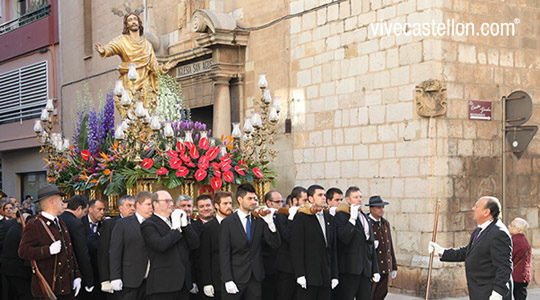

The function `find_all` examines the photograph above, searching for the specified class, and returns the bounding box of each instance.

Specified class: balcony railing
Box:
[0,4,51,35]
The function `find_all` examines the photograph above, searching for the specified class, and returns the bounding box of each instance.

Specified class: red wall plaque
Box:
[468,100,492,121]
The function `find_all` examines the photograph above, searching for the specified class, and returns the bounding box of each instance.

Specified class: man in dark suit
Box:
[290,185,338,300]
[200,191,234,299]
[109,191,153,300]
[333,186,379,300]
[219,183,281,300]
[190,194,215,300]
[275,186,306,300]
[430,196,512,300]
[1,212,32,300]
[59,195,95,296]
[261,190,283,300]
[19,184,82,299]
[140,190,199,300]
[98,195,135,296]
[81,199,106,300]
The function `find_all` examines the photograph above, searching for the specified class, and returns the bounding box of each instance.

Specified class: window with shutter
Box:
[0,60,48,124]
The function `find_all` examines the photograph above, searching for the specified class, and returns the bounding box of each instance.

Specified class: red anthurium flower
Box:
[211,176,222,190]
[176,141,186,153]
[180,153,191,163]
[141,158,153,169]
[214,168,222,177]
[185,160,196,168]
[81,150,91,161]
[234,165,246,176]
[185,141,195,150]
[199,137,209,151]
[210,162,220,169]
[220,156,232,165]
[189,146,200,159]
[239,160,248,167]
[223,170,234,183]
[195,169,207,181]
[176,166,189,177]
[166,150,178,158]
[253,167,263,178]
[199,156,208,165]
[156,167,168,176]
[198,162,209,170]
[206,146,219,161]
[169,157,182,169]
[221,163,232,171]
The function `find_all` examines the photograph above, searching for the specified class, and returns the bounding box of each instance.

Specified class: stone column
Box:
[212,76,231,138]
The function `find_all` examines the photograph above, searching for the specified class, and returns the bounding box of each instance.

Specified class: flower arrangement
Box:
[50,83,273,197]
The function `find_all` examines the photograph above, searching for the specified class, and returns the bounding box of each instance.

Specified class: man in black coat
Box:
[200,191,234,299]
[81,199,106,300]
[1,213,32,300]
[59,195,94,296]
[333,186,379,300]
[140,190,199,300]
[261,190,283,300]
[275,186,307,300]
[290,185,338,300]
[429,196,512,300]
[97,195,135,297]
[219,183,281,300]
[109,191,153,300]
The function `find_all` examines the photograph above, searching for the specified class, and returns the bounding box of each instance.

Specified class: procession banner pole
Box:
[425,200,441,300]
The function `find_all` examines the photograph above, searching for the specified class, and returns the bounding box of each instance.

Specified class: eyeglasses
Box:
[270,199,283,203]
[158,199,173,204]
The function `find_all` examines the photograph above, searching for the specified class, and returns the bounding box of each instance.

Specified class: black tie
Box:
[53,218,60,230]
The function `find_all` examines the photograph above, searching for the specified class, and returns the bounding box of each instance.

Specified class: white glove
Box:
[73,278,82,297]
[372,273,381,283]
[110,279,123,291]
[296,276,307,289]
[331,278,339,289]
[262,208,276,231]
[85,286,94,292]
[391,270,397,279]
[189,283,199,294]
[101,281,114,293]
[489,291,503,300]
[225,281,239,294]
[180,210,189,227]
[171,209,183,230]
[288,206,299,220]
[374,240,379,249]
[349,204,360,224]
[428,241,445,256]
[49,240,61,255]
[203,285,214,297]
[329,207,337,216]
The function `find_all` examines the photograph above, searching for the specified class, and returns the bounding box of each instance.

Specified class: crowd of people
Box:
[0,184,533,300]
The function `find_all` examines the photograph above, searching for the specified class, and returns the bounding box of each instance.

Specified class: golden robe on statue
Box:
[99,34,161,101]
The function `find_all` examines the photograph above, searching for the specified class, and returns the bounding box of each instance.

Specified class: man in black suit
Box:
[82,199,106,299]
[261,190,283,300]
[190,194,215,300]
[290,184,338,300]
[109,191,153,300]
[429,196,512,300]
[219,183,281,300]
[140,190,199,300]
[333,186,380,300]
[59,195,95,296]
[98,195,135,296]
[200,191,234,299]
[275,186,306,300]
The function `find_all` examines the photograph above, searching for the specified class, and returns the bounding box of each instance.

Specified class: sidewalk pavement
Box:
[387,288,540,299]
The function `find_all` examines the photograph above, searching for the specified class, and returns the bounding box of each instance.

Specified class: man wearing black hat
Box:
[367,195,397,300]
[18,184,83,299]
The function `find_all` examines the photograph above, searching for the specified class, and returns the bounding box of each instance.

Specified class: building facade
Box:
[0,0,60,199]
[4,0,539,297]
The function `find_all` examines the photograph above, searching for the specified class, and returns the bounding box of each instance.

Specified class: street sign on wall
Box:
[468,100,492,121]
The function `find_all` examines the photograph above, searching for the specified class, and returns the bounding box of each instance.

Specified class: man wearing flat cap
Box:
[367,195,397,300]
[18,184,83,299]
